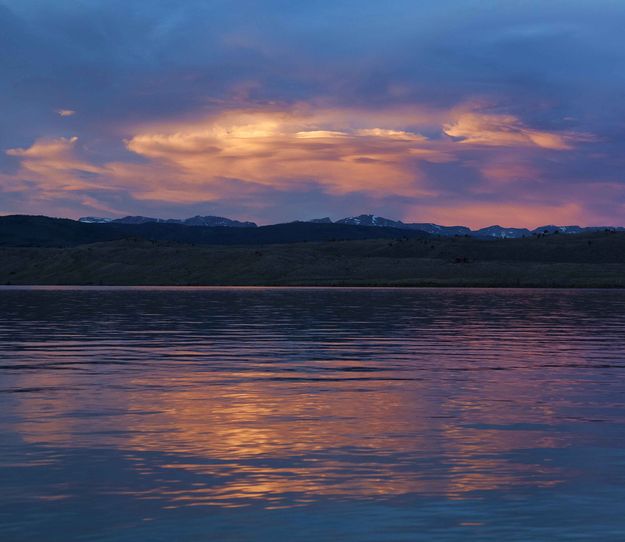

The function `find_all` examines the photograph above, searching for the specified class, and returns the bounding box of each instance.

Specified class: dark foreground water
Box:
[1,287,625,541]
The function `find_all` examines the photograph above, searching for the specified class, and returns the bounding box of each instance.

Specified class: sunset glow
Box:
[1,1,624,226]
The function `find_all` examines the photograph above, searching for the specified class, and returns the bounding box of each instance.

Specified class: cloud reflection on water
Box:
[5,288,622,511]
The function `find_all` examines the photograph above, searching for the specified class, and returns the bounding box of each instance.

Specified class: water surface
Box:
[1,287,625,541]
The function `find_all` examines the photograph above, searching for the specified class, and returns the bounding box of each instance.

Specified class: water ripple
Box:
[2,287,625,541]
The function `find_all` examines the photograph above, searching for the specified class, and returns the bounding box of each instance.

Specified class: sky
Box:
[1,0,625,227]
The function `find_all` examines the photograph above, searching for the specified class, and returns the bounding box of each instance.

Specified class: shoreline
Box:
[2,283,625,289]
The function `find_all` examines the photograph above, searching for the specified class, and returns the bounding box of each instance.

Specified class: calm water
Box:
[1,287,625,541]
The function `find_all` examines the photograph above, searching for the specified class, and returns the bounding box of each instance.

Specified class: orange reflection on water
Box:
[10,288,612,509]
[10,356,570,507]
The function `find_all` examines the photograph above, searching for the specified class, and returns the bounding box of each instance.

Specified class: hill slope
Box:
[2,232,625,287]
[0,215,430,247]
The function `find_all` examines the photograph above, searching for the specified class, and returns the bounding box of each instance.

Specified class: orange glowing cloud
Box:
[7,136,79,161]
[56,109,76,117]
[6,137,105,191]
[2,103,595,219]
[124,108,448,197]
[123,107,590,201]
[3,136,222,205]
[443,112,583,150]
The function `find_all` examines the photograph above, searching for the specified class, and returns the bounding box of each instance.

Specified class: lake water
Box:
[1,287,625,541]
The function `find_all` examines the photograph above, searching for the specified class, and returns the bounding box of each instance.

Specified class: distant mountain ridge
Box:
[80,215,257,228]
[79,212,625,238]
[336,215,472,236]
[2,215,429,248]
[333,214,625,238]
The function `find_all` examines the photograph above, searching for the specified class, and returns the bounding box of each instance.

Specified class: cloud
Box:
[295,130,348,139]
[124,107,448,197]
[1,136,105,216]
[1,99,601,224]
[5,136,103,190]
[355,129,427,141]
[443,113,580,150]
[1,0,625,226]
[123,105,589,207]
[56,109,76,117]
[7,136,78,159]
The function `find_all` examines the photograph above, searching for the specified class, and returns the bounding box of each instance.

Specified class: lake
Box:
[1,287,625,541]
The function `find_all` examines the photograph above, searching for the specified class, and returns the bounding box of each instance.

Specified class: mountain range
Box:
[80,213,625,239]
[1,215,429,248]
[79,215,257,228]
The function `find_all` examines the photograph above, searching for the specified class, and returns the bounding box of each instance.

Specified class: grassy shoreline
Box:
[2,233,625,288]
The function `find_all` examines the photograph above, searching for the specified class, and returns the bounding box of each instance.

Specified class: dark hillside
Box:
[366,231,625,263]
[0,215,430,247]
[2,232,625,287]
